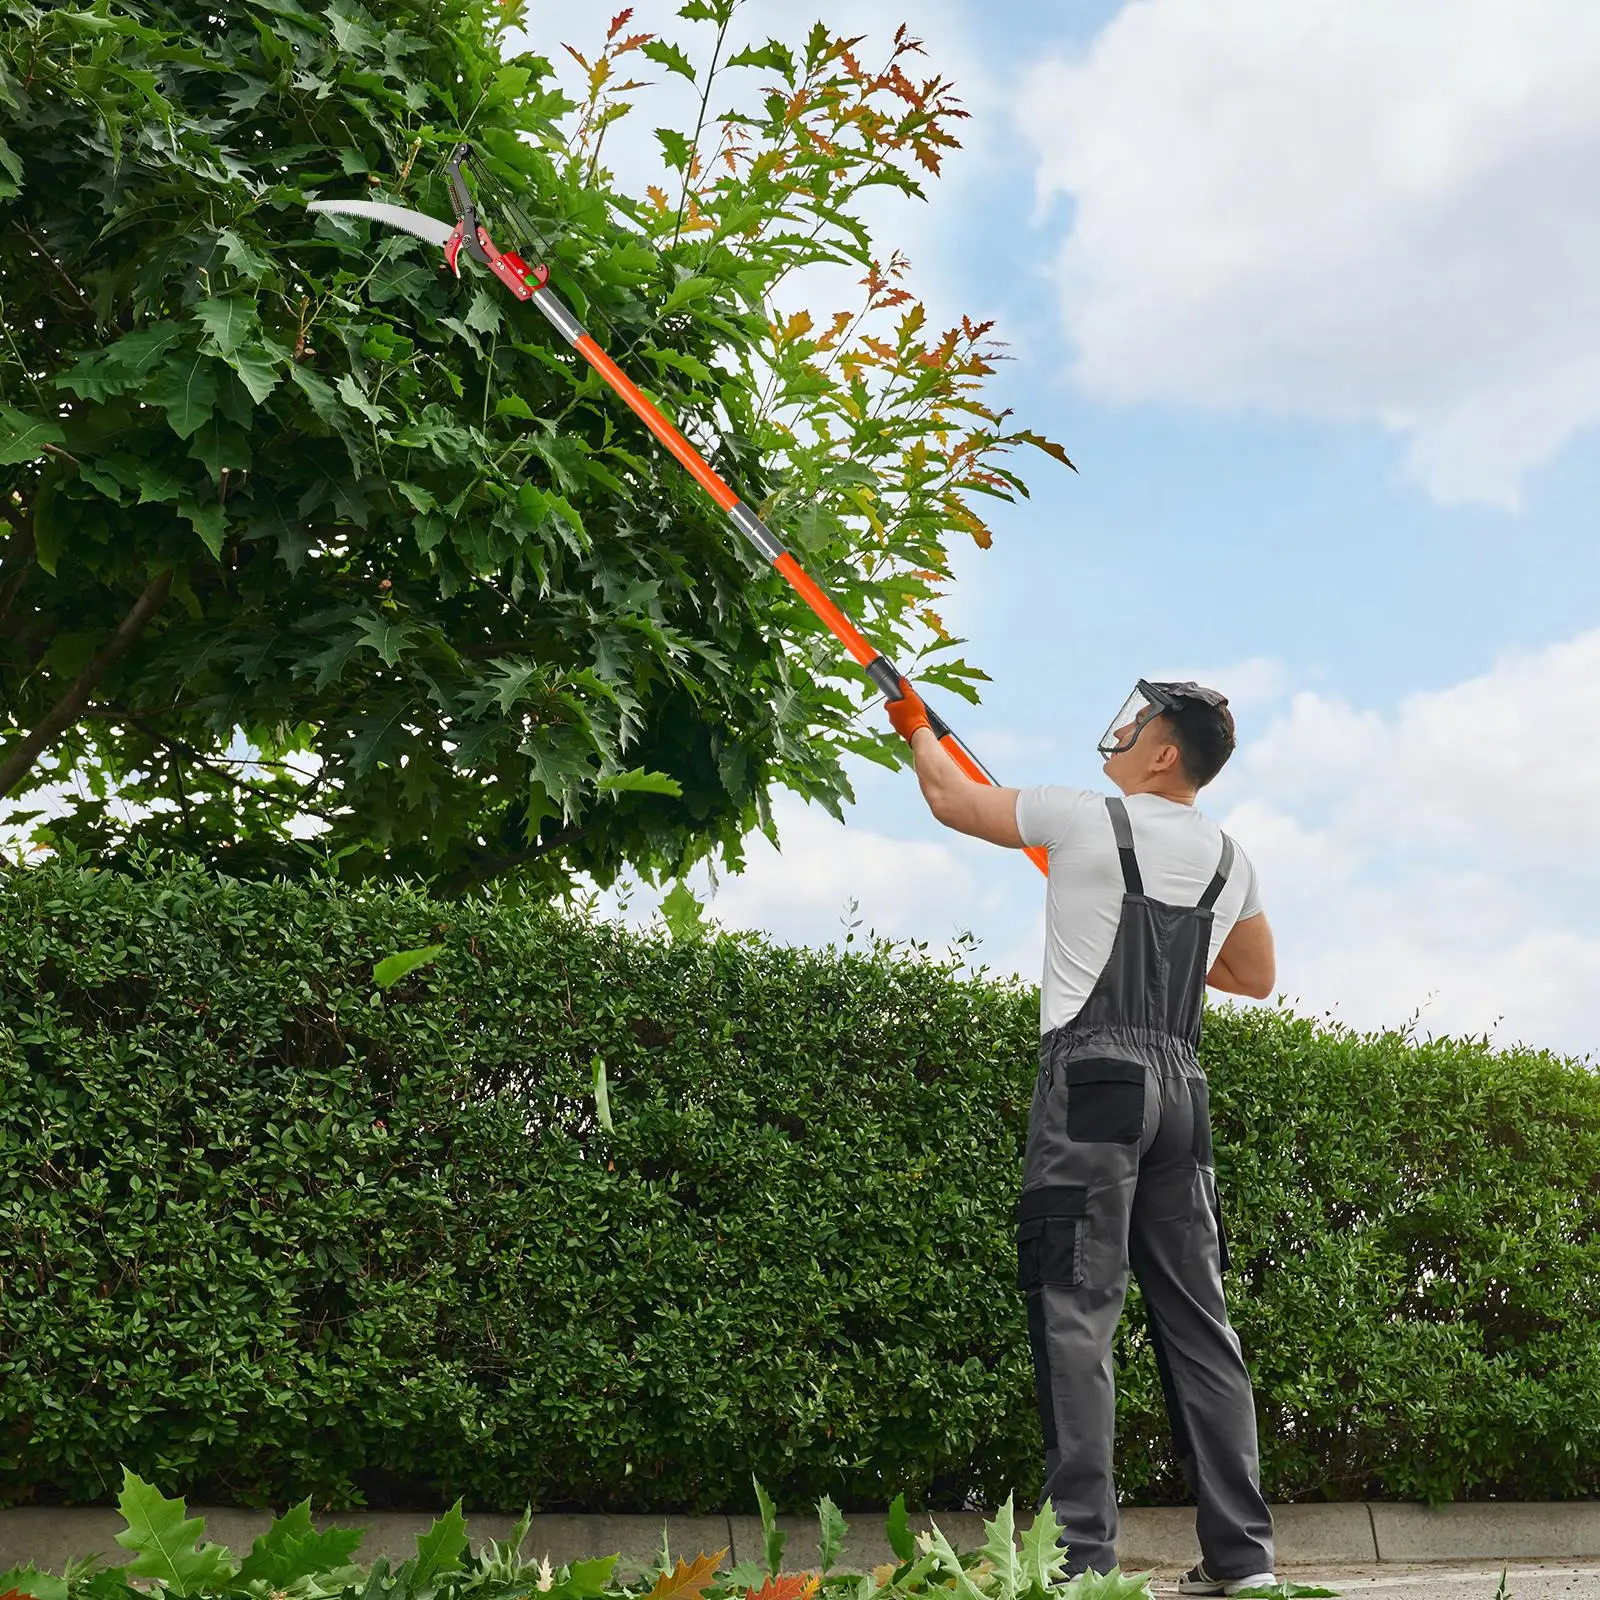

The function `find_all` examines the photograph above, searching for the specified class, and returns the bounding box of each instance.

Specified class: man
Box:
[885,677,1277,1593]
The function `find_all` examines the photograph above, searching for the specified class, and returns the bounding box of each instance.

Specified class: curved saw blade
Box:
[306,198,456,249]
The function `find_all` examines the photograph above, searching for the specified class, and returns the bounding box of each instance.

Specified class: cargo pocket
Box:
[1064,1058,1145,1143]
[1206,1174,1231,1274]
[1190,1077,1214,1167]
[1015,1185,1087,1292]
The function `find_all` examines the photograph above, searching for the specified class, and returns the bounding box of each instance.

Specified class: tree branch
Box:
[0,569,173,798]
[437,827,584,897]
[19,224,95,318]
[118,712,344,825]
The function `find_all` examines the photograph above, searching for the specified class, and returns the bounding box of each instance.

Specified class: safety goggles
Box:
[1097,680,1229,759]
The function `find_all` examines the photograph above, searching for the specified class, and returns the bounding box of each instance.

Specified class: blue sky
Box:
[526,0,1600,1057]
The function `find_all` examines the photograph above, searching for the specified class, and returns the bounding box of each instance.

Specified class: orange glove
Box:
[885,677,932,742]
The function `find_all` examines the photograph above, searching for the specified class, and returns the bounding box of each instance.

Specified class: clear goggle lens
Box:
[1098,687,1161,758]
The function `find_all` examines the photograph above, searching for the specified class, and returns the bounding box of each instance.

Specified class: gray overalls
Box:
[1017,797,1274,1578]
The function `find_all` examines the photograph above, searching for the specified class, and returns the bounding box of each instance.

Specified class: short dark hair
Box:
[1162,697,1236,788]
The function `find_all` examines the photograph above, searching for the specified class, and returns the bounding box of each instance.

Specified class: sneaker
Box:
[1177,1564,1277,1596]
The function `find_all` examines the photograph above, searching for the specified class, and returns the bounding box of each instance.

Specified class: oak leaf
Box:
[746,1577,820,1600]
[644,1550,728,1600]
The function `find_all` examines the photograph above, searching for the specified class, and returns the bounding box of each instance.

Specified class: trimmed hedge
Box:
[1,861,1598,1513]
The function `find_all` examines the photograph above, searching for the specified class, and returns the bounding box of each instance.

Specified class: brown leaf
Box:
[645,1551,728,1600]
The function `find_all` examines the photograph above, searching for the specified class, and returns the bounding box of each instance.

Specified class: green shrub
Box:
[1,861,1597,1512]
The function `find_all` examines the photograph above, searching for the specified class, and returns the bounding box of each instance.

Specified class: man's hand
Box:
[885,678,931,742]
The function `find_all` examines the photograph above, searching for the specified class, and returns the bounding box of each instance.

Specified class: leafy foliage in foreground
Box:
[3,863,1599,1509]
[0,1474,1158,1600]
[0,0,1068,890]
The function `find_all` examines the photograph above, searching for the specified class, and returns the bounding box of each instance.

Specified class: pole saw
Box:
[308,143,1049,877]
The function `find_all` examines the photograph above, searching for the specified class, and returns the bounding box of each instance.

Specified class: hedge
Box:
[1,861,1598,1513]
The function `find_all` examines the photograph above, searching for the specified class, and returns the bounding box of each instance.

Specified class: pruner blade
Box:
[306,189,545,300]
[306,198,458,251]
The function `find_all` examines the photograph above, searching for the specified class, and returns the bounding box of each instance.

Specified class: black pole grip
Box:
[865,655,903,700]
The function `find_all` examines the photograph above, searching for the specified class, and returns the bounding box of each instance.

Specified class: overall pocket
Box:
[1015,1185,1087,1291]
[1190,1076,1214,1167]
[1064,1058,1146,1143]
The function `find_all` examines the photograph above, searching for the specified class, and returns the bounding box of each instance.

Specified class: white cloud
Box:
[1020,0,1600,506]
[1210,627,1600,1055]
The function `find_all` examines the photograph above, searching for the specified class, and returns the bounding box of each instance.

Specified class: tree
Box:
[0,0,1069,893]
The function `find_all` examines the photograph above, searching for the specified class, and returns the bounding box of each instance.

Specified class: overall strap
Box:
[1105,796,1143,895]
[1198,833,1236,911]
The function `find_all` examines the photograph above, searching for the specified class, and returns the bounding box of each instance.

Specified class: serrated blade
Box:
[306,199,456,249]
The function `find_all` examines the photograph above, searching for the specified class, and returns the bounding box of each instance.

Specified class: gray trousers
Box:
[1021,1061,1274,1578]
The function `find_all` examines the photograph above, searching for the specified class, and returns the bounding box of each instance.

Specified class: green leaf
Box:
[655,128,692,172]
[178,496,227,559]
[114,1470,235,1597]
[234,1501,365,1588]
[561,1558,618,1599]
[817,1496,848,1576]
[373,944,444,990]
[135,461,189,505]
[192,296,258,356]
[0,405,65,466]
[1229,1587,1339,1599]
[641,39,696,81]
[659,276,718,315]
[597,768,682,798]
[147,352,220,439]
[1018,1499,1070,1594]
[727,40,795,76]
[495,394,536,421]
[56,324,183,402]
[411,1503,468,1587]
[287,363,341,426]
[224,343,282,405]
[336,373,392,424]
[0,1566,67,1600]
[217,228,273,282]
[327,0,381,57]
[753,1477,784,1577]
[464,290,502,335]
[0,134,23,199]
[660,881,707,942]
[591,1054,613,1133]
[187,418,251,482]
[977,1495,1020,1600]
[885,1495,914,1564]
[353,614,418,667]
[916,1522,987,1600]
[1058,1570,1157,1600]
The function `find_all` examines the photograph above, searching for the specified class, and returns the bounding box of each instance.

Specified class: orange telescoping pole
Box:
[534,288,1048,878]
[312,149,1049,879]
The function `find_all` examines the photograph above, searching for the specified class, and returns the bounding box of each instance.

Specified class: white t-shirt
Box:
[1015,786,1264,1036]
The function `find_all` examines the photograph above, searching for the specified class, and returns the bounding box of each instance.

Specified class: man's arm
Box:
[907,725,1024,847]
[1208,912,1276,999]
